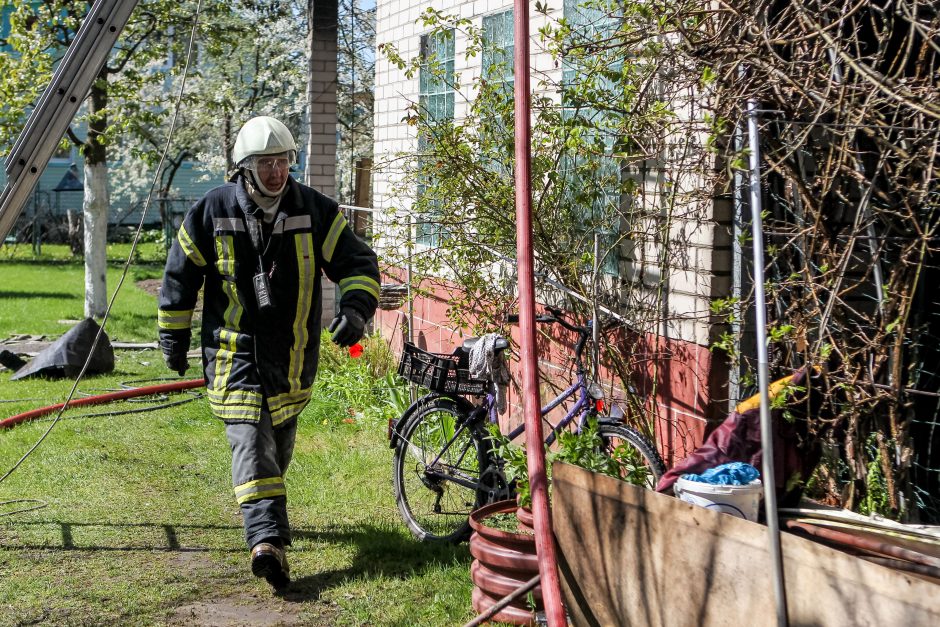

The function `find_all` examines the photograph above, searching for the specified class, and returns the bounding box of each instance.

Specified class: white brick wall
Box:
[373,0,723,347]
[308,12,339,322]
[373,0,560,215]
[307,27,338,199]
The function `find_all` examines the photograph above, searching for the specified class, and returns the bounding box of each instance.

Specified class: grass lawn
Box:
[0,252,481,626]
[0,242,165,341]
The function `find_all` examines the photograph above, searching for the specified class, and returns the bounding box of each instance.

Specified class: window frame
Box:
[415,28,456,248]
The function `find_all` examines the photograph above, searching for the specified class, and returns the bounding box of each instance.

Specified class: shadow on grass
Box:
[0,258,79,267]
[0,258,164,268]
[283,525,471,602]
[0,518,470,601]
[0,519,244,552]
[0,290,74,299]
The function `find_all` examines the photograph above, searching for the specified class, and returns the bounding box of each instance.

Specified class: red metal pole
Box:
[0,379,206,429]
[513,1,566,624]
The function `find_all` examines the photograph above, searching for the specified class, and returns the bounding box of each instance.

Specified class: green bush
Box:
[307,332,409,426]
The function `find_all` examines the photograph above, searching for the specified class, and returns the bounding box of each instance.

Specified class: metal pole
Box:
[462,573,541,627]
[746,98,788,627]
[304,0,316,188]
[592,232,600,380]
[406,214,416,404]
[730,110,747,413]
[513,1,566,625]
[349,0,356,204]
[406,214,415,344]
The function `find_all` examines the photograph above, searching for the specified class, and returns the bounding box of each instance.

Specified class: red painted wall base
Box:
[376,277,729,468]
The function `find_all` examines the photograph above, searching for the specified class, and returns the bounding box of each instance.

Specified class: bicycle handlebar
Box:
[505,308,593,365]
[507,313,553,324]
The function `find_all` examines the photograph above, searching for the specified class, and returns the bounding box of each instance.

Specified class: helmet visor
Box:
[242,152,296,173]
[252,156,291,174]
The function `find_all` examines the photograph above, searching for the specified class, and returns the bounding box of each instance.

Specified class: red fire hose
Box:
[0,379,206,430]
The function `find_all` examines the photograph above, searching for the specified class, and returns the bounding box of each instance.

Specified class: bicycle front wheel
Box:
[596,421,666,489]
[393,398,486,542]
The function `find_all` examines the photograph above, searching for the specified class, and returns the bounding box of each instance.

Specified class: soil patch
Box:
[168,594,302,627]
[137,278,162,298]
[137,279,203,316]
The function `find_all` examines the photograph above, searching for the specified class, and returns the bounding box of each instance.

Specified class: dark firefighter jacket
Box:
[158,176,379,426]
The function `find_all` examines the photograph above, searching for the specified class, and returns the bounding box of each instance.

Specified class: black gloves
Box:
[160,337,190,377]
[329,307,366,347]
[165,352,189,376]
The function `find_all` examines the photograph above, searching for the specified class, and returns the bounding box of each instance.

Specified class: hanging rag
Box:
[469,333,511,414]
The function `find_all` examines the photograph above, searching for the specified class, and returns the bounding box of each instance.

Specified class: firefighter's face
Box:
[255,156,290,192]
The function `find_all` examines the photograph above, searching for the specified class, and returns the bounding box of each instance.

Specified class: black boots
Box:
[250,540,290,591]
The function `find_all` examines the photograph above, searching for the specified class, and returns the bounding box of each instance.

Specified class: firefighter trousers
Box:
[225,410,297,549]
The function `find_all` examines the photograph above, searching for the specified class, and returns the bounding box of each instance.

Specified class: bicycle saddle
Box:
[460,336,509,352]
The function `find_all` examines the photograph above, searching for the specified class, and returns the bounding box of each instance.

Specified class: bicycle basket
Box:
[398,342,488,395]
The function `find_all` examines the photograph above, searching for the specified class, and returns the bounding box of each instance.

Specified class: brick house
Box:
[369,0,742,463]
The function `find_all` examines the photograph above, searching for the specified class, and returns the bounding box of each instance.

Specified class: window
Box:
[416,29,455,247]
[562,1,622,275]
[480,10,514,174]
[419,30,454,122]
[482,10,513,87]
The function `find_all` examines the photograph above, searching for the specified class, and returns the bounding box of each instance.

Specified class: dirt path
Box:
[169,595,304,627]
[138,278,204,317]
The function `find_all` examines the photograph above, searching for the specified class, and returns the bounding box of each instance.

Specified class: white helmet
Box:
[232,116,297,167]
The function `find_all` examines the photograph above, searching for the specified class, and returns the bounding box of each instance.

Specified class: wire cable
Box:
[0,499,47,518]
[35,393,201,422]
[0,1,205,489]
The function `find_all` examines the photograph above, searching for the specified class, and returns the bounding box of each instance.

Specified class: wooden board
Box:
[552,462,940,627]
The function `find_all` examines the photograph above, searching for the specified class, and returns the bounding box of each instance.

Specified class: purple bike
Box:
[390,307,665,542]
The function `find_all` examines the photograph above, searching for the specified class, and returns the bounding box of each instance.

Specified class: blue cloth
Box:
[682,462,760,486]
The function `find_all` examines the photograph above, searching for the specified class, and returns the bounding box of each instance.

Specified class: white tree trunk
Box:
[83,161,109,318]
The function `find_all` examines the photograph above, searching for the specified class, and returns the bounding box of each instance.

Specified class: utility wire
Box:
[0,498,47,518]
[34,393,201,422]
[0,1,205,495]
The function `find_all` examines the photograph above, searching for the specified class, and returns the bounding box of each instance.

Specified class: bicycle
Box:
[389,306,666,542]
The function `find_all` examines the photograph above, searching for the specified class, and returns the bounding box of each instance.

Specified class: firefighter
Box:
[157,116,379,591]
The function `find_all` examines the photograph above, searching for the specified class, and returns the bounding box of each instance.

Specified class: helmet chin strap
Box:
[245,168,286,199]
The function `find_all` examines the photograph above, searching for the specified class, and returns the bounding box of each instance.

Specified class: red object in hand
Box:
[349,343,363,358]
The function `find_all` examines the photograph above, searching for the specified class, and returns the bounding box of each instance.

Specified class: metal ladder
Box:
[0,0,140,241]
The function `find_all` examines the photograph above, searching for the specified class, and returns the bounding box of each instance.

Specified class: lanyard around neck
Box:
[242,209,269,274]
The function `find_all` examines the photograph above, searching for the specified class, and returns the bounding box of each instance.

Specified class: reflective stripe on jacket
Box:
[158,176,379,425]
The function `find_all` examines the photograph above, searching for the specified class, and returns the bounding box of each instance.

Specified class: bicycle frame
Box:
[401,307,603,499]
[394,309,666,542]
[502,369,597,446]
[418,367,598,491]
[412,402,490,492]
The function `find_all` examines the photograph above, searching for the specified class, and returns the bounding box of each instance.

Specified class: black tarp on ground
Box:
[10,318,114,380]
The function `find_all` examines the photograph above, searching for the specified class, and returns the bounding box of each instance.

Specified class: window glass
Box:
[562,1,622,275]
[480,10,515,175]
[416,29,455,247]
[482,9,513,86]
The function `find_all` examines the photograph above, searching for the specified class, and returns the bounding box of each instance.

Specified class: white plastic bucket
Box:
[674,476,763,521]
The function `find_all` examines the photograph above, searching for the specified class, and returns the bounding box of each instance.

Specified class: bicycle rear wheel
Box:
[393,398,487,542]
[596,421,666,489]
